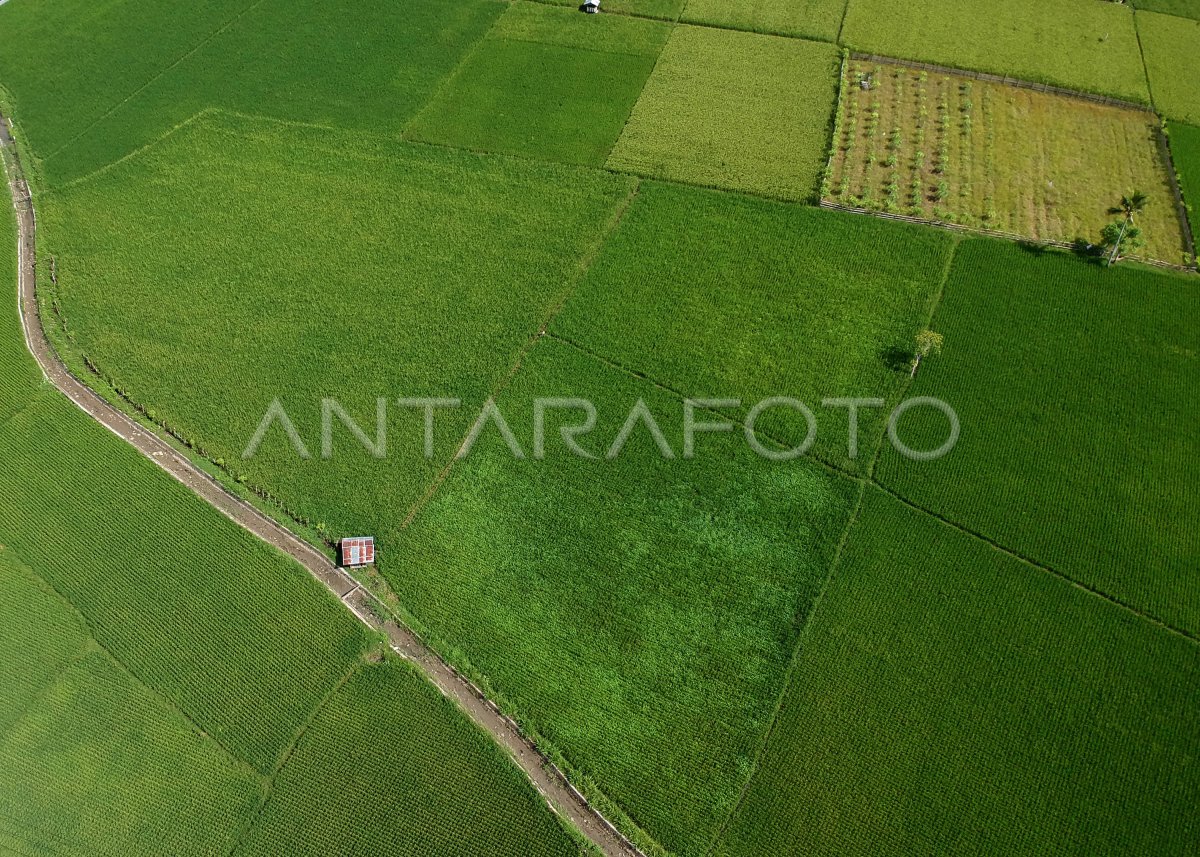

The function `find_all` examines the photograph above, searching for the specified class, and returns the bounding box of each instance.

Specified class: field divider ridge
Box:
[0,110,645,857]
[870,480,1200,646]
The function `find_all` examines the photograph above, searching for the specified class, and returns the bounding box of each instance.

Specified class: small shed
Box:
[340,536,375,568]
[583,0,600,12]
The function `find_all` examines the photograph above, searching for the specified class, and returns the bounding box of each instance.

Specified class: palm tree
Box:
[1105,190,1148,266]
[1109,190,1148,223]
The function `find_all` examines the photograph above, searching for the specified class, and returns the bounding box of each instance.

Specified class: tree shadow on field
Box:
[1016,239,1051,257]
[880,344,914,372]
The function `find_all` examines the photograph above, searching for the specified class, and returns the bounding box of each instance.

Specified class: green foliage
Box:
[3,0,506,186]
[0,645,261,857]
[680,0,848,40]
[42,112,636,534]
[391,336,860,855]
[876,239,1200,634]
[237,659,581,857]
[1132,0,1200,18]
[1167,121,1200,251]
[0,206,581,855]
[552,182,956,470]
[714,488,1200,856]
[607,26,841,201]
[841,0,1149,103]
[1139,11,1200,124]
[406,3,669,165]
[1100,218,1145,261]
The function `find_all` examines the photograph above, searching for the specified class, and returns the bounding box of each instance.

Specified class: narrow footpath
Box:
[1,112,643,857]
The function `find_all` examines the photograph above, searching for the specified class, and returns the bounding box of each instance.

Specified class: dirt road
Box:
[0,112,643,857]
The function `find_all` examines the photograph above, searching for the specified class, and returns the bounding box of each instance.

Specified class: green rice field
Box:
[2,0,1198,854]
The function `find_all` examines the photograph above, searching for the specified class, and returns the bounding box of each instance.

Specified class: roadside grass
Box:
[827,59,1188,264]
[1138,11,1200,125]
[712,487,1200,856]
[841,0,1150,104]
[391,335,860,856]
[606,27,840,201]
[406,2,670,165]
[551,181,956,471]
[875,239,1200,635]
[1168,122,1200,246]
[235,659,581,857]
[20,0,505,187]
[679,0,847,41]
[41,111,635,537]
[0,180,585,856]
[1133,0,1200,19]
[533,0,686,19]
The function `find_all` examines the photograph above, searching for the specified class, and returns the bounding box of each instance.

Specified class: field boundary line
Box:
[847,51,1155,113]
[818,200,1196,273]
[1156,123,1199,264]
[399,177,643,531]
[871,480,1200,646]
[42,0,272,164]
[4,550,263,780]
[701,478,868,856]
[543,331,864,486]
[0,112,645,857]
[224,661,363,857]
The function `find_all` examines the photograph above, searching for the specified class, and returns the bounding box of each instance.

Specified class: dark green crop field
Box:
[2,0,1198,854]
[0,207,582,856]
[1170,122,1200,243]
[876,239,1200,634]
[407,3,671,165]
[712,487,1200,856]
[551,181,955,470]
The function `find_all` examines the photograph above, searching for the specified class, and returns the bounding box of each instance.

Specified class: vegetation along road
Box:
[0,110,642,857]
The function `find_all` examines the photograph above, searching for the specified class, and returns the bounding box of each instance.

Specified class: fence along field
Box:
[825,58,1189,264]
[841,0,1150,104]
[0,208,585,855]
[713,487,1200,857]
[875,239,1200,636]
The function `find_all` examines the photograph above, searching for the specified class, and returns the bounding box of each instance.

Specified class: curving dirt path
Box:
[1,112,643,857]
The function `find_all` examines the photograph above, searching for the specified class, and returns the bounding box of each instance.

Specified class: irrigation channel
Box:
[0,112,644,857]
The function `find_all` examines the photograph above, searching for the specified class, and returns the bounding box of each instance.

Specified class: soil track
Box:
[1,112,643,857]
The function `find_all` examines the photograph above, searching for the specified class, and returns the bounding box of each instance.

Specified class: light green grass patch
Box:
[24,0,506,187]
[876,240,1200,634]
[713,487,1200,856]
[681,0,846,41]
[607,26,840,201]
[407,2,669,165]
[0,650,263,857]
[552,182,956,470]
[841,0,1150,103]
[0,550,89,734]
[391,335,859,855]
[237,659,580,857]
[1139,11,1200,125]
[42,111,635,543]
